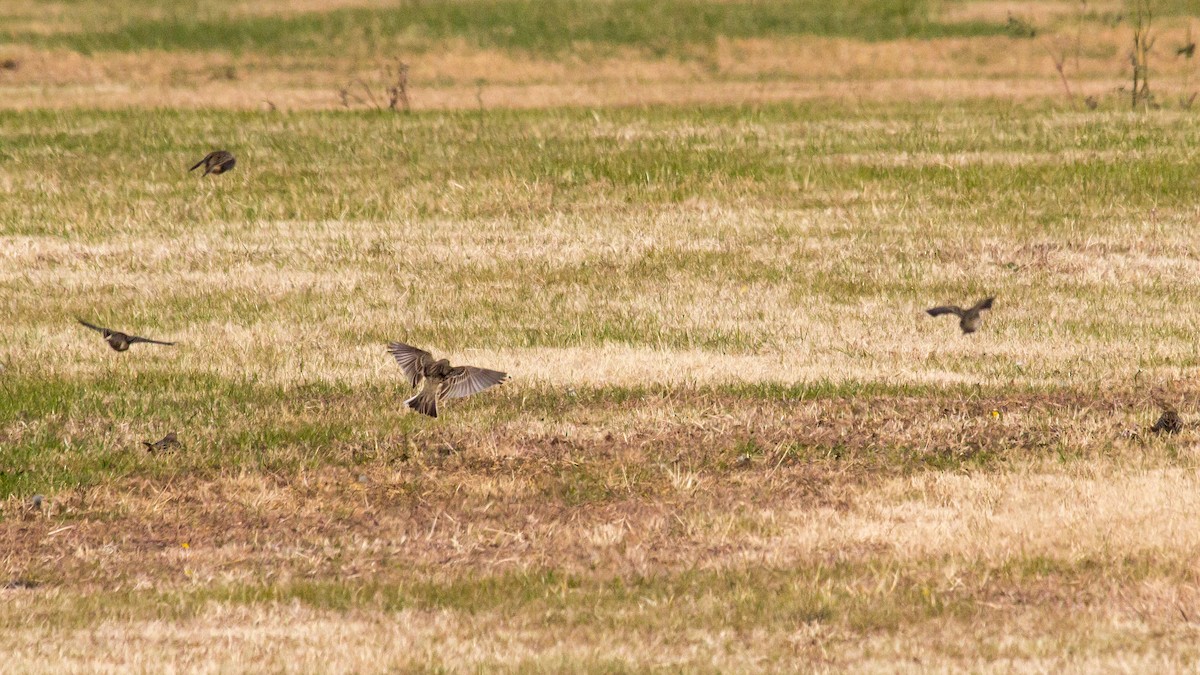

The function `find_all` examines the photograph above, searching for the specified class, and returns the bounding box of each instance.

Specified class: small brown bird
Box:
[926,297,995,335]
[78,318,175,351]
[1005,12,1037,38]
[388,342,508,418]
[143,432,180,453]
[1150,399,1183,435]
[189,150,236,176]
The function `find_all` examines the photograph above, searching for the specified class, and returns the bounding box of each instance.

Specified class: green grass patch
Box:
[9,553,1183,634]
[7,0,1010,56]
[2,104,1199,239]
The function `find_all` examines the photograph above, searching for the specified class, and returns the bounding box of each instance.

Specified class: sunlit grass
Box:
[4,101,1200,499]
[6,0,1009,56]
[6,1,1200,670]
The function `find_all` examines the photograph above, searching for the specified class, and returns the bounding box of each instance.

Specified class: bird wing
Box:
[971,297,995,312]
[388,342,433,388]
[440,366,508,400]
[126,335,175,346]
[926,306,964,318]
[77,318,109,334]
[189,152,214,171]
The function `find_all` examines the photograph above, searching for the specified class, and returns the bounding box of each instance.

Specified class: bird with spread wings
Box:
[387,342,508,418]
[78,318,175,352]
[926,297,995,335]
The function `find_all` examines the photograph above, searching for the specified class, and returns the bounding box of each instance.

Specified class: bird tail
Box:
[405,390,439,418]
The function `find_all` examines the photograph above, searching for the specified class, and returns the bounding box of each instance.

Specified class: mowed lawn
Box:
[5,0,1200,672]
[2,101,1200,671]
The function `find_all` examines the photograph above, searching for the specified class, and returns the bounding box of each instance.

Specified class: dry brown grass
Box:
[2,18,1199,111]
[6,200,1200,391]
[1,392,1193,582]
[4,406,1200,670]
[942,0,1124,24]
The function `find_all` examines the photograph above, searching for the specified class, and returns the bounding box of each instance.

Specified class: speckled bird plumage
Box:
[143,431,181,453]
[387,342,508,418]
[189,150,237,176]
[1151,402,1183,435]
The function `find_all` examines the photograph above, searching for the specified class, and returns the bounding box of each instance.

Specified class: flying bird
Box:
[387,342,508,418]
[189,150,237,176]
[143,432,181,453]
[926,297,995,335]
[77,318,175,351]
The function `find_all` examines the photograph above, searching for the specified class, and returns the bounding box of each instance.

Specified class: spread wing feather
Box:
[440,366,508,400]
[926,306,964,318]
[127,335,175,346]
[388,342,433,389]
[189,152,214,172]
[971,297,995,312]
[77,318,108,334]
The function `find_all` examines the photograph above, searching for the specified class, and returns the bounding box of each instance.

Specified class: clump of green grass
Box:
[8,0,1010,57]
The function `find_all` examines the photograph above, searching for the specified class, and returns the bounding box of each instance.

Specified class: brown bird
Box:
[1005,12,1037,38]
[926,297,995,335]
[388,342,508,418]
[78,318,175,351]
[1150,402,1183,435]
[189,150,236,176]
[143,432,180,453]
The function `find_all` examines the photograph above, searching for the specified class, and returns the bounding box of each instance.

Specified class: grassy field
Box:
[6,0,1200,672]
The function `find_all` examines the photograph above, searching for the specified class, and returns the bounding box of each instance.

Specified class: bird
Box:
[1005,12,1037,38]
[143,432,180,453]
[926,297,995,335]
[1150,402,1183,435]
[189,150,236,176]
[18,494,44,520]
[387,342,508,418]
[77,318,175,352]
